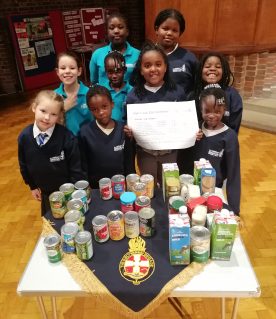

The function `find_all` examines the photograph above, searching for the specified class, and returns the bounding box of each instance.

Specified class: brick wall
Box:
[0,0,145,95]
[228,51,276,99]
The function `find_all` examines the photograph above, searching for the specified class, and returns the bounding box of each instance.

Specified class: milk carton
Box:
[210,209,237,260]
[169,214,190,265]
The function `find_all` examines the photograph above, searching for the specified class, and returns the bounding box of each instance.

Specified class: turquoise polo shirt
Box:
[55,81,93,136]
[89,42,140,86]
[107,82,133,122]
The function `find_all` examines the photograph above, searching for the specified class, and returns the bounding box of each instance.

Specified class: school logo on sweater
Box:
[50,150,65,162]
[81,103,89,109]
[208,149,224,158]
[172,64,186,73]
[114,141,125,152]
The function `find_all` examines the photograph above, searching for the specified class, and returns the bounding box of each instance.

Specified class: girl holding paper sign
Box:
[125,41,202,185]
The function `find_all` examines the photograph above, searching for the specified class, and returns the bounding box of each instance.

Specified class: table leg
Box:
[36,296,48,319]
[168,297,191,318]
[221,297,225,319]
[51,296,58,319]
[231,298,240,319]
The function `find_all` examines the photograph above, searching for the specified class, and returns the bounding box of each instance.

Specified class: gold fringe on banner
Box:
[42,217,206,319]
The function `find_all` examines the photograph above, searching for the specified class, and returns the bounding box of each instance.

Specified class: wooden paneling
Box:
[145,0,276,54]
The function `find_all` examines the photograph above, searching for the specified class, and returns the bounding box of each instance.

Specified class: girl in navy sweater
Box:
[195,85,241,215]
[194,52,243,134]
[18,90,85,215]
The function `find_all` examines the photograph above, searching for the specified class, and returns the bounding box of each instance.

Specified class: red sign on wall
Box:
[62,10,84,48]
[80,8,106,45]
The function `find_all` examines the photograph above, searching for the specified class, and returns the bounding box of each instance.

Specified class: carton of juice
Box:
[194,158,212,186]
[162,163,180,201]
[169,214,190,265]
[210,209,237,260]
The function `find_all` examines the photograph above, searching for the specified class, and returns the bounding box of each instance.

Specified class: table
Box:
[17,233,260,319]
[17,188,260,318]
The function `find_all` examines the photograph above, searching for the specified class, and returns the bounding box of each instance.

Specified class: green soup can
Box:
[43,234,62,263]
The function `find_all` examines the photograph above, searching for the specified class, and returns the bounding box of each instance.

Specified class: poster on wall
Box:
[62,10,84,48]
[11,13,56,77]
[80,8,106,45]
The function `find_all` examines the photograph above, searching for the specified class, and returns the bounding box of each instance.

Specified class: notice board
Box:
[8,12,59,90]
[62,10,84,48]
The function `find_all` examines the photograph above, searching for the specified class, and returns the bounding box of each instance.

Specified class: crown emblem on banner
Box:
[119,236,155,285]
[128,236,146,253]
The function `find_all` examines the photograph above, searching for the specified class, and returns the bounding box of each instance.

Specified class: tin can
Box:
[49,191,67,219]
[67,198,85,217]
[92,215,109,243]
[134,196,151,212]
[139,207,156,237]
[99,178,112,200]
[64,209,84,230]
[71,190,89,214]
[190,226,210,263]
[75,231,93,260]
[75,180,91,204]
[111,175,125,199]
[126,174,140,192]
[140,174,154,198]
[120,192,136,213]
[133,182,146,197]
[179,174,194,189]
[59,183,75,202]
[168,196,185,214]
[124,211,140,238]
[43,234,62,263]
[61,222,79,253]
[107,210,125,240]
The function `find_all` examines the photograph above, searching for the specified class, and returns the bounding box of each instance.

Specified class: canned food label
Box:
[100,185,112,200]
[47,249,62,263]
[93,224,109,243]
[76,241,93,260]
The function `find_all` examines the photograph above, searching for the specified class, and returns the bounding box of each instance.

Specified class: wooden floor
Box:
[1,99,276,319]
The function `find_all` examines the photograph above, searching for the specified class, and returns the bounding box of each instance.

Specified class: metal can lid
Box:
[67,198,83,210]
[126,174,140,182]
[59,183,75,192]
[111,174,125,182]
[64,210,81,223]
[75,231,91,244]
[75,180,89,189]
[44,233,60,247]
[140,174,154,182]
[61,222,79,235]
[99,177,111,185]
[135,196,151,206]
[179,174,194,184]
[72,189,87,200]
[49,191,64,202]
[92,215,108,226]
[139,207,155,219]
[190,225,210,240]
[120,191,136,204]
[107,210,123,221]
[124,210,138,221]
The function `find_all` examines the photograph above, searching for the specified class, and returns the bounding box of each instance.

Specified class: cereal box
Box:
[162,163,180,201]
[169,214,190,265]
[201,167,216,194]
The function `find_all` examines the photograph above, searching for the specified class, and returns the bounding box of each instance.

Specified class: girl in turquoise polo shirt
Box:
[89,12,140,87]
[55,51,92,136]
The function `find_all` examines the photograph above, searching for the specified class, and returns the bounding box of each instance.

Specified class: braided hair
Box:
[86,84,112,106]
[199,84,227,111]
[104,50,127,72]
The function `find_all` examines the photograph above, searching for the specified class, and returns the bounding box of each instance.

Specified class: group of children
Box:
[18,9,242,216]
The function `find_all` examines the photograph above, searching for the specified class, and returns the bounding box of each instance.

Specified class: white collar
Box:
[167,43,179,55]
[144,84,162,93]
[33,122,55,138]
[96,120,114,135]
[202,122,229,137]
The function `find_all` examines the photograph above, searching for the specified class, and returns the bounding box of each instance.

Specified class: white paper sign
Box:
[127,101,199,150]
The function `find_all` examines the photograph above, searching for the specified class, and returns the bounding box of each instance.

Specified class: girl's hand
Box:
[31,188,42,201]
[196,129,203,141]
[124,125,133,138]
[64,94,77,112]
